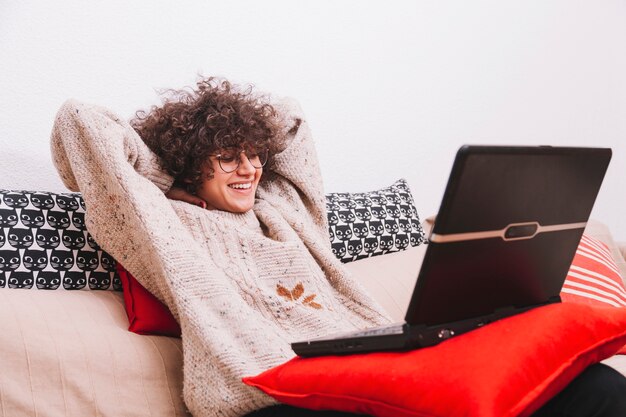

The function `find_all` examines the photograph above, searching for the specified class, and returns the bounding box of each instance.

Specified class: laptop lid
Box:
[405,145,611,327]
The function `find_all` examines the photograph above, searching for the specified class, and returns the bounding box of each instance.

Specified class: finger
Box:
[182,194,206,207]
[166,188,207,208]
[186,195,208,209]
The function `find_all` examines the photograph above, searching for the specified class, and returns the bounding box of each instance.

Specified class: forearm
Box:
[264,98,328,232]
[51,99,173,193]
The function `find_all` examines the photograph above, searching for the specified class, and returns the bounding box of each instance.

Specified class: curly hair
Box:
[131,77,285,192]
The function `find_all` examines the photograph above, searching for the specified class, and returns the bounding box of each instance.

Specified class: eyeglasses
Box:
[211,148,269,173]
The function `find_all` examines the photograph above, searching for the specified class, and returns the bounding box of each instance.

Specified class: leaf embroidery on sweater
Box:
[276,283,323,309]
[303,294,322,309]
[276,285,293,300]
[291,283,304,300]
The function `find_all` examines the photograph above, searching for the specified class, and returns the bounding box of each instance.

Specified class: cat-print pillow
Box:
[326,179,427,263]
[0,190,121,290]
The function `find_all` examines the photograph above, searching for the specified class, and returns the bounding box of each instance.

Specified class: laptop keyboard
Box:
[349,324,405,337]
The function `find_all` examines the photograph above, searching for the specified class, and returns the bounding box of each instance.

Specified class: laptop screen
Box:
[405,146,611,326]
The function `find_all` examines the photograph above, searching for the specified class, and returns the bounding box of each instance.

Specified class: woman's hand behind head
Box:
[166,186,211,210]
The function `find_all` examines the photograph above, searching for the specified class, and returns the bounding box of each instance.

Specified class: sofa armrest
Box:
[617,241,626,280]
[617,242,626,263]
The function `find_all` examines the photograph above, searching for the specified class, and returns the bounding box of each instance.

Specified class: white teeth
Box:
[229,183,252,190]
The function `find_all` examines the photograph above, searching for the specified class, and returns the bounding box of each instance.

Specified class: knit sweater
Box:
[50,98,390,417]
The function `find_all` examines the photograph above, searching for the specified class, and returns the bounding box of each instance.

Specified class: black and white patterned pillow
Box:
[326,179,427,263]
[0,190,121,290]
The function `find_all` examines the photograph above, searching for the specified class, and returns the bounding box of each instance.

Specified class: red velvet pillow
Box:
[116,264,181,337]
[243,303,626,417]
[561,234,626,353]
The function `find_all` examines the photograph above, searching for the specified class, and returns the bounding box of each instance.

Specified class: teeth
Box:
[229,183,252,190]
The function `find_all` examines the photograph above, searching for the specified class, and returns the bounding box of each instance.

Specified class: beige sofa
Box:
[0,219,624,417]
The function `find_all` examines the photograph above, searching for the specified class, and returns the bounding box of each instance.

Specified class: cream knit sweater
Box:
[50,98,390,417]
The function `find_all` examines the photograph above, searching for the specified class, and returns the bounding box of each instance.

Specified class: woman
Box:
[51,77,626,417]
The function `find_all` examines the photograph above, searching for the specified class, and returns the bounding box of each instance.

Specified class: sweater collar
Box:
[217,208,261,230]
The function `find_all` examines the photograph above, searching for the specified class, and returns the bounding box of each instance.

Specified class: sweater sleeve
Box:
[50,99,178,306]
[51,99,173,193]
[257,98,329,240]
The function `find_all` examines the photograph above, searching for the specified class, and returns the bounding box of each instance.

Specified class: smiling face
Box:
[194,151,263,213]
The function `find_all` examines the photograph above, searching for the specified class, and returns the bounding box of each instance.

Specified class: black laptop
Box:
[292,145,612,357]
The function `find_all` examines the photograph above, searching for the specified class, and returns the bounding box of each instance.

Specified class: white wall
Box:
[1,0,625,237]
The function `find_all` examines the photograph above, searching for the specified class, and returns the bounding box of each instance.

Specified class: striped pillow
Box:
[562,235,626,307]
[561,234,626,354]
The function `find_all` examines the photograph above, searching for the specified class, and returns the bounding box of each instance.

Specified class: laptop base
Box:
[292,298,560,357]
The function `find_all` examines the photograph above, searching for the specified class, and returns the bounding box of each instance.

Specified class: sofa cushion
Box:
[0,189,121,290]
[345,244,426,321]
[326,179,426,263]
[243,303,626,417]
[0,289,189,417]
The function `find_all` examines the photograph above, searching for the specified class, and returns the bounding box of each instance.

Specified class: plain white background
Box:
[1,1,625,237]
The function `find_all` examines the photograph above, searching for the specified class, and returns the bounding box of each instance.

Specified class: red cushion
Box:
[243,303,626,417]
[116,264,181,337]
[561,235,626,353]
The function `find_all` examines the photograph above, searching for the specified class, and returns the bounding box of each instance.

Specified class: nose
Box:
[236,152,256,175]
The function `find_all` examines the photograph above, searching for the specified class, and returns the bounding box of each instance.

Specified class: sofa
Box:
[0,183,625,417]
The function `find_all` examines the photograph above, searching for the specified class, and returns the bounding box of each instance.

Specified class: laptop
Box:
[292,145,612,357]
